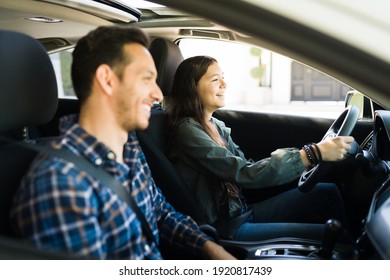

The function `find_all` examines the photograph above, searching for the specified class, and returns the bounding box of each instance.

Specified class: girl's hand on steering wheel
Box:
[317,136,355,161]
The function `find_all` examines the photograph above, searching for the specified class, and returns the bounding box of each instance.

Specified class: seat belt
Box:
[11,140,157,245]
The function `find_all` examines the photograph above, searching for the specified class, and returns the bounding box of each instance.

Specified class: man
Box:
[10,26,235,260]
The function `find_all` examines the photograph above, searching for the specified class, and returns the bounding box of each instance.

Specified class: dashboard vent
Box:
[361,131,373,150]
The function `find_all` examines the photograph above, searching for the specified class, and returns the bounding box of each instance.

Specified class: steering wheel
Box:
[298,105,360,192]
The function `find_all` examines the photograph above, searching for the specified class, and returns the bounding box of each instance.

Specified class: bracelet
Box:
[313,143,323,162]
[308,144,319,165]
[303,144,316,166]
[303,143,322,166]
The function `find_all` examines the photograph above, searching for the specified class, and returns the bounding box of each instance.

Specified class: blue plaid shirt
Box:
[10,115,210,259]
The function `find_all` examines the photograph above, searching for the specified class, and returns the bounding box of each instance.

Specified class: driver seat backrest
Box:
[137,38,207,224]
[149,37,184,99]
[0,30,58,236]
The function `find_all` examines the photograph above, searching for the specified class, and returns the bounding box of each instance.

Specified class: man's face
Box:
[114,43,163,131]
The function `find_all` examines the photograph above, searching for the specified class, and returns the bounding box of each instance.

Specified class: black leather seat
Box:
[150,37,184,98]
[0,30,80,259]
[138,39,207,224]
[0,30,58,236]
[0,30,58,141]
[141,38,215,259]
[0,30,57,237]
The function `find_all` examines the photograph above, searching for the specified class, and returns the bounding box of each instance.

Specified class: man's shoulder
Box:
[24,136,93,185]
[26,150,88,184]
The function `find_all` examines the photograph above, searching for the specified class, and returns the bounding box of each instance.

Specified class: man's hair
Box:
[71,26,150,104]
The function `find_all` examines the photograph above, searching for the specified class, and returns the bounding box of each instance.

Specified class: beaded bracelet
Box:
[303,143,322,166]
[303,144,316,166]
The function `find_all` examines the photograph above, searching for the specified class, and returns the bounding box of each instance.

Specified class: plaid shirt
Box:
[10,115,209,259]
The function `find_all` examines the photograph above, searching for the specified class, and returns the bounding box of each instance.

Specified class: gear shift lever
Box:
[318,219,343,259]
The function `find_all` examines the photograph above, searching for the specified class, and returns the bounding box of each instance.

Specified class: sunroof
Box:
[120,0,164,8]
[41,0,143,22]
[93,0,142,20]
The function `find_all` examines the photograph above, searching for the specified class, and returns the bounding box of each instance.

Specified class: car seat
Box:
[0,30,58,235]
[137,38,207,223]
[0,30,81,259]
[0,31,58,141]
[150,37,184,100]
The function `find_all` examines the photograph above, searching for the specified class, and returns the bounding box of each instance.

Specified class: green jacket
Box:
[172,117,305,224]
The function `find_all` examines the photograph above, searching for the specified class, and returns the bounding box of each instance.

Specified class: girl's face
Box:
[196,62,226,117]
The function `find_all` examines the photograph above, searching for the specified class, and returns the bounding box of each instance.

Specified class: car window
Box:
[49,50,76,99]
[49,39,352,119]
[179,38,351,119]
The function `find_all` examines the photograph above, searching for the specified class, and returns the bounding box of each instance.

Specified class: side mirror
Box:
[345,90,373,120]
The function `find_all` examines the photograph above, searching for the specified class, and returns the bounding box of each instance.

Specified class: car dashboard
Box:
[363,110,390,259]
[230,109,390,260]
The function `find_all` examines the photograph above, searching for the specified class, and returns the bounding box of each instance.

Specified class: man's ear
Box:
[95,64,116,96]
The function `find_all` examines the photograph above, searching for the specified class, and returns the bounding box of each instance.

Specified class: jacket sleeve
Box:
[176,118,305,189]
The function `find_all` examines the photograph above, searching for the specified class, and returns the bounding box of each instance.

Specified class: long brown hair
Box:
[167,56,240,206]
[167,56,225,158]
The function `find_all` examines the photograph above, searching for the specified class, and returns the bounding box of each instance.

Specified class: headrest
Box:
[149,38,184,97]
[0,30,58,132]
